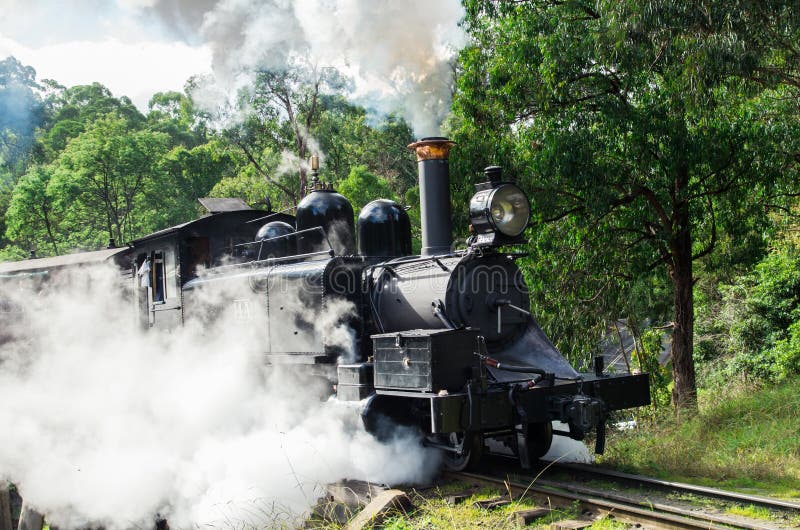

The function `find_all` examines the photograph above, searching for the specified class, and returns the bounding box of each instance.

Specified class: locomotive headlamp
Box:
[469,167,531,246]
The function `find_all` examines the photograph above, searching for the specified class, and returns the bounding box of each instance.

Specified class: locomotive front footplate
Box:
[374,372,650,436]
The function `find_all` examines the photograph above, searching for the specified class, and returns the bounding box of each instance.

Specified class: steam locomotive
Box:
[0,138,649,470]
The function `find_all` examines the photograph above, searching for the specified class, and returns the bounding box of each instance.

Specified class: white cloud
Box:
[0,34,211,109]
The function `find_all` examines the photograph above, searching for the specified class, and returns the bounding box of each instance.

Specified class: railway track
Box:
[446,461,800,529]
[545,462,800,514]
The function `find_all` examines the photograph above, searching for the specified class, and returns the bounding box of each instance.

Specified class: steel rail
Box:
[548,462,800,514]
[530,477,777,530]
[448,472,736,530]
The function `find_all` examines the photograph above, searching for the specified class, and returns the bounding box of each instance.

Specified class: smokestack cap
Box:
[408,137,455,162]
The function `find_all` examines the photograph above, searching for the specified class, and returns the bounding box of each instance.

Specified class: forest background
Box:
[3,1,800,416]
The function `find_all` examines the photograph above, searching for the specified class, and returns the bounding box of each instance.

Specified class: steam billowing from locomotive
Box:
[132,0,466,136]
[0,266,440,529]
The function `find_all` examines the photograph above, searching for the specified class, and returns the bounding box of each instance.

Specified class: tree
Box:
[0,180,16,255]
[51,114,170,247]
[456,0,800,411]
[40,83,144,160]
[157,140,238,223]
[0,56,45,178]
[315,98,417,195]
[208,168,276,207]
[223,62,349,205]
[337,166,396,215]
[147,90,209,149]
[5,165,60,255]
[0,57,48,254]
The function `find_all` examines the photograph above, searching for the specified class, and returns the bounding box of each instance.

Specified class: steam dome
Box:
[357,199,412,257]
[255,221,295,259]
[295,189,356,255]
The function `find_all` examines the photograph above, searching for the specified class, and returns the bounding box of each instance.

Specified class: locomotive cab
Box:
[130,199,294,331]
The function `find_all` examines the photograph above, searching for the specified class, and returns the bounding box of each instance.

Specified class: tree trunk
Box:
[42,209,58,255]
[103,192,114,245]
[0,487,12,530]
[670,207,698,414]
[105,213,114,246]
[613,320,632,373]
[297,135,308,198]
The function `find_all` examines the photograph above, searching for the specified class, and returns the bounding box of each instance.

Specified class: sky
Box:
[0,0,212,109]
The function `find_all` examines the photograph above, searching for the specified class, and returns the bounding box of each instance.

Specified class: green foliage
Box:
[0,180,13,249]
[373,485,582,530]
[316,100,416,194]
[157,140,237,223]
[0,244,25,261]
[638,329,672,410]
[147,90,209,148]
[223,78,416,210]
[337,165,396,215]
[697,248,800,383]
[0,56,46,177]
[47,114,171,247]
[209,167,276,207]
[601,376,800,498]
[38,83,145,160]
[725,505,775,521]
[767,321,800,379]
[5,165,60,254]
[403,185,422,253]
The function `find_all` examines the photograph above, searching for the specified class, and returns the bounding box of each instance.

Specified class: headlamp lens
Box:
[490,184,530,236]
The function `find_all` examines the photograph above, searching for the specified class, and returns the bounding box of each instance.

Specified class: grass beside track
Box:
[311,482,627,529]
[599,376,800,499]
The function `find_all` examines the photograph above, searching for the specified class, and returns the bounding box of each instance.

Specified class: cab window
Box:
[153,251,166,302]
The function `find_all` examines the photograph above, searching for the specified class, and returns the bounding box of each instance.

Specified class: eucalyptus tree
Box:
[222,62,350,205]
[0,56,45,178]
[40,83,144,158]
[455,0,800,411]
[4,165,60,255]
[0,57,46,254]
[51,114,170,248]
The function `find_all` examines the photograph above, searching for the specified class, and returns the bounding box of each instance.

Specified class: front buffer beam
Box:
[375,372,650,442]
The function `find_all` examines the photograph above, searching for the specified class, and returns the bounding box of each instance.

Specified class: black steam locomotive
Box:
[0,138,649,470]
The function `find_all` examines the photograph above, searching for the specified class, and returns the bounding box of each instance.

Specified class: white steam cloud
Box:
[542,422,594,464]
[0,265,439,529]
[139,0,466,137]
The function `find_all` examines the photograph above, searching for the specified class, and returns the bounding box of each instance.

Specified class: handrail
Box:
[364,252,464,279]
[243,205,297,224]
[197,248,335,277]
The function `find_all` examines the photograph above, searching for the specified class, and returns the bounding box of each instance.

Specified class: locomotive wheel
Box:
[441,432,483,472]
[525,421,554,461]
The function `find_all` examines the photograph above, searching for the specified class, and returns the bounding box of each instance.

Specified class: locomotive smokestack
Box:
[408,137,455,256]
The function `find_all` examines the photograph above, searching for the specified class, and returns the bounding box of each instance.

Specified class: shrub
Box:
[696,249,800,384]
